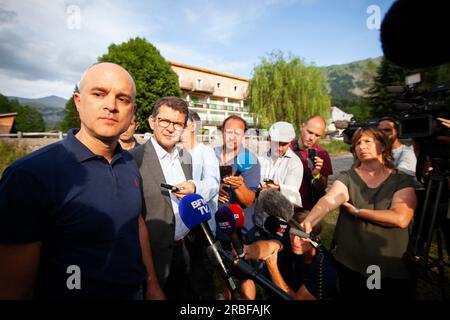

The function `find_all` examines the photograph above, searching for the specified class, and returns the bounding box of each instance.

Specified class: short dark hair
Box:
[188,111,201,123]
[151,96,189,125]
[221,115,248,132]
[351,126,394,169]
[378,116,399,131]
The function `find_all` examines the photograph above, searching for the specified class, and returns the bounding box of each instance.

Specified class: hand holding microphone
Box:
[264,215,320,248]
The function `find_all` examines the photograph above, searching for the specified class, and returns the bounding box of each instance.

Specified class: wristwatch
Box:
[311,173,321,184]
[354,207,361,218]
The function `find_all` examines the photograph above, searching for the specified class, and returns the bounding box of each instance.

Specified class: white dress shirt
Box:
[189,143,220,234]
[151,137,190,241]
[258,147,303,207]
[393,144,417,177]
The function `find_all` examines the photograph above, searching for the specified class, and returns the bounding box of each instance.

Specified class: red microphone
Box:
[228,204,244,229]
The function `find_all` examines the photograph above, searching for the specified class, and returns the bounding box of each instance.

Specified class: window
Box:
[234,85,238,92]
[216,82,221,89]
[196,78,203,86]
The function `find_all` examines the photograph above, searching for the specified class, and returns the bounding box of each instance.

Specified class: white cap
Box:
[269,121,296,143]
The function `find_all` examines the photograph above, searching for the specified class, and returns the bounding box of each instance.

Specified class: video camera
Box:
[343,74,450,145]
[387,74,450,140]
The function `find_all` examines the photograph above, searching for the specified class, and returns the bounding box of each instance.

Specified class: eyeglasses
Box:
[379,128,393,133]
[157,117,185,131]
[224,129,244,138]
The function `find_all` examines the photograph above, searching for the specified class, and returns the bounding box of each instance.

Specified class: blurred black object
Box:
[381,0,450,68]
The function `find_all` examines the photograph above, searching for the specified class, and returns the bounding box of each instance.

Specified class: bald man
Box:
[290,115,333,212]
[0,63,164,300]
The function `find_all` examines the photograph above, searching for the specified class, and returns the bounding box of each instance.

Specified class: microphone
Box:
[255,189,294,227]
[215,206,245,258]
[179,193,237,292]
[381,0,450,68]
[234,151,256,176]
[218,248,293,300]
[263,216,319,248]
[228,204,245,229]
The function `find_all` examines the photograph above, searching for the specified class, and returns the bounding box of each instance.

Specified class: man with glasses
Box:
[378,116,417,177]
[130,96,202,299]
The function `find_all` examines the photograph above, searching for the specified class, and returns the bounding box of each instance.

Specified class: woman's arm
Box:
[341,187,417,228]
[303,180,350,230]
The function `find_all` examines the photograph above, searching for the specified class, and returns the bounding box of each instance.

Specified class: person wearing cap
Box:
[378,117,417,177]
[258,121,303,208]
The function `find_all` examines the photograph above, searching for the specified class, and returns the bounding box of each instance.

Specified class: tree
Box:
[248,51,330,133]
[98,37,181,132]
[0,94,14,114]
[13,105,45,132]
[366,58,410,117]
[60,87,80,132]
[0,94,45,132]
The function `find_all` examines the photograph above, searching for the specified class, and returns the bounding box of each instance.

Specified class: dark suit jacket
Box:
[130,139,192,287]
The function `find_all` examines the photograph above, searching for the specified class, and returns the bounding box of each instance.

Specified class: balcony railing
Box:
[179,80,215,93]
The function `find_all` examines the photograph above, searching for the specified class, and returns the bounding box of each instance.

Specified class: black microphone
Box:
[381,0,450,68]
[179,193,237,292]
[218,248,293,300]
[215,206,244,258]
[264,216,320,248]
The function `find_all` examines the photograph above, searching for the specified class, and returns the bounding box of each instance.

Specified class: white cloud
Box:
[0,0,158,98]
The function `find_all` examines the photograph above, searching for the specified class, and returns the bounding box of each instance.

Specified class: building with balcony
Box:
[169,61,254,135]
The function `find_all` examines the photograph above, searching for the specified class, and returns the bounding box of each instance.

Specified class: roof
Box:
[169,61,249,82]
[0,112,18,118]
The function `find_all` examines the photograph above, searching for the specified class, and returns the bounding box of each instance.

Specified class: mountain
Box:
[322,56,382,100]
[7,95,67,128]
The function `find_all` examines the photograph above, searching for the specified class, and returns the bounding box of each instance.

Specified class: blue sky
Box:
[0,0,395,98]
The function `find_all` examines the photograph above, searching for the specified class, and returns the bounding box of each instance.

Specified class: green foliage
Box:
[331,96,374,122]
[98,37,181,132]
[249,50,330,134]
[323,57,382,100]
[60,89,80,132]
[14,105,46,132]
[320,140,351,156]
[0,140,27,175]
[0,94,45,132]
[0,94,15,113]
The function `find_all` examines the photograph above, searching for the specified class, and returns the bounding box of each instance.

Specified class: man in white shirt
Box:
[257,121,303,225]
[180,110,220,299]
[180,111,220,234]
[378,117,417,176]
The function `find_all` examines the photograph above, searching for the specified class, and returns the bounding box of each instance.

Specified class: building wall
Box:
[0,114,16,134]
[171,64,248,101]
[169,62,254,132]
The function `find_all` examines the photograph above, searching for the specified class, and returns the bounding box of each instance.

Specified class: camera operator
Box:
[378,116,417,177]
[244,212,338,300]
[302,127,417,299]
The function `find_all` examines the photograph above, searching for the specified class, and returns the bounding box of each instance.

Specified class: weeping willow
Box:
[249,51,330,134]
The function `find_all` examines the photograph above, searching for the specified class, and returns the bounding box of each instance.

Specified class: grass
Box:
[320,139,352,156]
[0,140,27,176]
